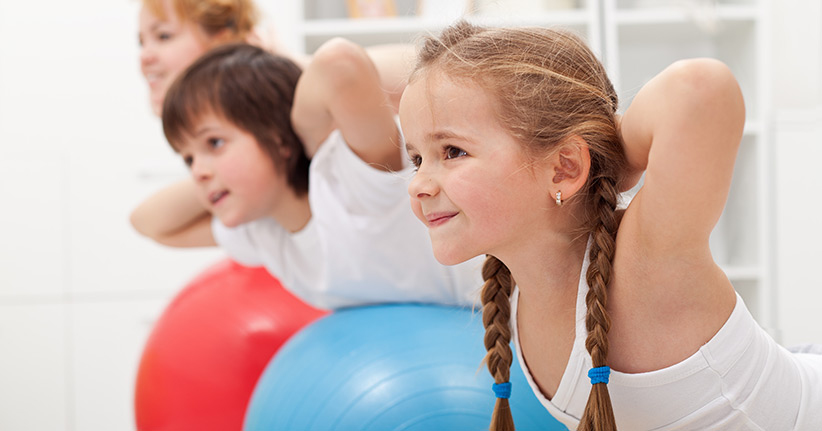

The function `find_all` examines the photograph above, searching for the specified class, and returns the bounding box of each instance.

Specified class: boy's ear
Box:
[552,135,591,200]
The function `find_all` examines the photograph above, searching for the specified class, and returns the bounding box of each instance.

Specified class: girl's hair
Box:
[162,43,309,196]
[142,0,258,40]
[413,21,625,431]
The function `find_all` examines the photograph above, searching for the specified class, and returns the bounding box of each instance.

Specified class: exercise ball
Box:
[135,258,328,431]
[244,304,566,430]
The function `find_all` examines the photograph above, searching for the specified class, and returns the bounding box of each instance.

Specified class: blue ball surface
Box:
[244,303,566,430]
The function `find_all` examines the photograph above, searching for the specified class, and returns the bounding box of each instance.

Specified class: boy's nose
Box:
[190,159,212,182]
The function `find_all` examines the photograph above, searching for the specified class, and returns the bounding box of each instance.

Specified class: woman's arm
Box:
[129,178,217,247]
[619,58,745,251]
[290,38,403,171]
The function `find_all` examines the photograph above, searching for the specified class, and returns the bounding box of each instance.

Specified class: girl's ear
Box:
[552,135,591,201]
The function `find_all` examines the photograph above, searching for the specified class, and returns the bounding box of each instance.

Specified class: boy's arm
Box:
[129,178,217,247]
[256,24,414,114]
[291,38,404,171]
[619,58,745,251]
[365,43,417,114]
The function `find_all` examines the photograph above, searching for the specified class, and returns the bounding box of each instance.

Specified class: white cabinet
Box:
[602,0,773,331]
[0,304,69,431]
[71,298,172,431]
[289,0,602,56]
[282,0,773,331]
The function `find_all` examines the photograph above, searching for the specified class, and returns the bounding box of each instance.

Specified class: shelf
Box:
[468,9,592,27]
[302,10,593,38]
[614,4,757,25]
[302,17,445,37]
[721,265,761,281]
[743,121,762,136]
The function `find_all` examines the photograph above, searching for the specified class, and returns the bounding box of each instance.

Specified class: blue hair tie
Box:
[492,382,512,399]
[588,366,610,385]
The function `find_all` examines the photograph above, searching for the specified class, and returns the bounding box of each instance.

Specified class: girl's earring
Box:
[555,191,562,206]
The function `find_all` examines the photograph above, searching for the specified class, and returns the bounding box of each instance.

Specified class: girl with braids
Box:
[400,21,822,430]
[132,40,483,310]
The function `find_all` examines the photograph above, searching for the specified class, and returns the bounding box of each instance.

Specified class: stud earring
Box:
[555,191,562,206]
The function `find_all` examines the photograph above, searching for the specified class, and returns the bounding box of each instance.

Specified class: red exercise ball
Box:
[134,259,328,431]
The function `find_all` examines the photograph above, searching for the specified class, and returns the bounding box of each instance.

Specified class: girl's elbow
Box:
[669,59,746,131]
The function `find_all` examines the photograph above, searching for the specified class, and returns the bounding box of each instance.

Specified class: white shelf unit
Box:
[295,0,601,56]
[603,0,774,332]
[286,0,773,332]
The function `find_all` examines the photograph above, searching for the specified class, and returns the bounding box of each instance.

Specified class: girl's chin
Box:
[433,249,473,267]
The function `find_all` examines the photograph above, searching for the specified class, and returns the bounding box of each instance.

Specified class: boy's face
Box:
[176,112,292,228]
[138,0,214,116]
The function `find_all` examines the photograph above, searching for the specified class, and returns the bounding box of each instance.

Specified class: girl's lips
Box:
[425,211,458,227]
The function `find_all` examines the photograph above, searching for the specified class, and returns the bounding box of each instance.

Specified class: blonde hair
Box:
[412,21,626,431]
[142,0,258,40]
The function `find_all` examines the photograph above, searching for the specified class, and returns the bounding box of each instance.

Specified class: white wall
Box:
[0,1,224,430]
[771,0,822,347]
[0,1,820,430]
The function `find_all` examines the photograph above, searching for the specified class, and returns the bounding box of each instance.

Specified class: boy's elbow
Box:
[311,37,373,89]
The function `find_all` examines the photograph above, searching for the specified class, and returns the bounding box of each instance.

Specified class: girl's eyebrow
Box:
[405,130,472,153]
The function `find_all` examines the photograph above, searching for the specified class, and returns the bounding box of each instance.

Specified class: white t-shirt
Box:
[511,246,822,430]
[212,127,484,310]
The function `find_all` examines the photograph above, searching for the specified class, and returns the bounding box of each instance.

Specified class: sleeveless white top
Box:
[511,249,822,430]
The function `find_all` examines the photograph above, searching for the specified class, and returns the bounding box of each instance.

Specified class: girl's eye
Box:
[208,138,225,149]
[444,146,467,160]
[182,155,193,167]
[158,32,173,41]
[408,154,422,170]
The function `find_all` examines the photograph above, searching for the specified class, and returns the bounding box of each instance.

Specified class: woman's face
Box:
[138,1,214,116]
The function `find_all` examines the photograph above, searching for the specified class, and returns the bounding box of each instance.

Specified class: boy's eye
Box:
[444,146,467,160]
[208,138,225,149]
[158,32,173,41]
[183,155,193,167]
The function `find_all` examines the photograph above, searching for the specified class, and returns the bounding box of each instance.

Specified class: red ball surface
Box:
[134,259,327,431]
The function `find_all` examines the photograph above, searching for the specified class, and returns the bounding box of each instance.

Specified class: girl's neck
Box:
[502,231,588,299]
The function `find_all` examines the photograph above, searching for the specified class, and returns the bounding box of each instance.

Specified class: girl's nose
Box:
[408,167,438,200]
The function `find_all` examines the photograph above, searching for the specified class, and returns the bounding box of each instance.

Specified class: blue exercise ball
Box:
[244,304,566,430]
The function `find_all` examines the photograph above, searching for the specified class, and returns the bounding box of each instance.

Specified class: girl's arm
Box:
[290,38,403,171]
[619,58,745,251]
[129,178,217,247]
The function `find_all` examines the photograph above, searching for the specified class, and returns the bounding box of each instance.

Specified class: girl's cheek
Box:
[410,199,427,227]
